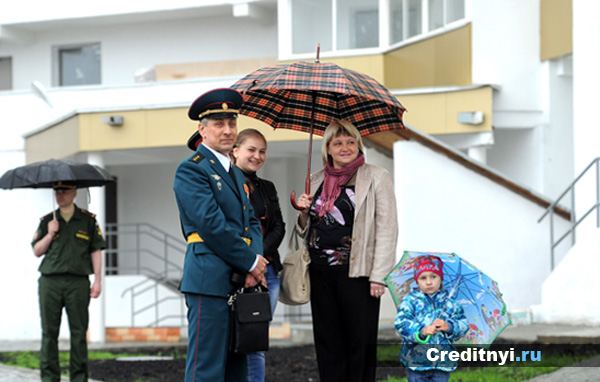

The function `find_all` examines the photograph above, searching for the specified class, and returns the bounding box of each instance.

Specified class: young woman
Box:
[232,128,286,382]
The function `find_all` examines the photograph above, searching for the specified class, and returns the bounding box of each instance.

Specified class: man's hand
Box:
[244,273,259,288]
[90,280,101,298]
[433,319,449,332]
[250,255,269,287]
[47,219,59,238]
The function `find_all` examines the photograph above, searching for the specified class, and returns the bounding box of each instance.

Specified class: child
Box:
[394,255,468,382]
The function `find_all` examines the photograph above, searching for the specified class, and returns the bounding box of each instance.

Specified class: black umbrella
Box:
[0,159,113,189]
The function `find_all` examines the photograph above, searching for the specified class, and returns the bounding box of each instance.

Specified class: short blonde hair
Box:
[321,119,364,164]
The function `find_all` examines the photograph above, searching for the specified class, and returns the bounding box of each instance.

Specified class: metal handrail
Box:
[538,157,600,270]
[106,222,187,327]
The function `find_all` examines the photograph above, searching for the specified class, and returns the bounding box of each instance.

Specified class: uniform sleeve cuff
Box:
[248,256,260,272]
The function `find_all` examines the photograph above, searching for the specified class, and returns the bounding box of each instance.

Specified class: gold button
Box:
[245,227,249,232]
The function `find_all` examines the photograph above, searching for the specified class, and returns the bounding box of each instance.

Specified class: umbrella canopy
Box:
[231,61,406,136]
[231,58,406,209]
[385,251,511,345]
[0,159,113,189]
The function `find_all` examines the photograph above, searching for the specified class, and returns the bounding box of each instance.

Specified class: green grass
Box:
[379,352,597,382]
[0,350,159,371]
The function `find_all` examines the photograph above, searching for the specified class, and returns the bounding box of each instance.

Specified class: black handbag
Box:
[228,285,272,354]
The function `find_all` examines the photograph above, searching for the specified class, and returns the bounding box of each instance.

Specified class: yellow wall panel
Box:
[80,111,149,151]
[384,24,472,89]
[444,87,492,134]
[26,116,80,163]
[540,0,572,61]
[397,86,492,135]
[147,108,196,147]
[401,93,447,134]
[322,55,385,83]
[238,115,318,142]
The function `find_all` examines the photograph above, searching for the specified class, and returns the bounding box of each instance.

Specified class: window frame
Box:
[52,42,102,87]
[0,56,12,91]
[279,0,470,60]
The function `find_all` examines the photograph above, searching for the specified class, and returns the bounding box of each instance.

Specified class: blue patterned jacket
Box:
[394,288,468,372]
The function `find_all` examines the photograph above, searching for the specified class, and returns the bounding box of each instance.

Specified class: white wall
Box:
[572,0,600,239]
[0,152,54,340]
[471,0,542,112]
[106,275,185,327]
[0,0,243,24]
[532,229,600,324]
[393,139,571,311]
[471,0,550,196]
[543,58,574,199]
[1,14,277,90]
[487,128,544,192]
[109,162,184,275]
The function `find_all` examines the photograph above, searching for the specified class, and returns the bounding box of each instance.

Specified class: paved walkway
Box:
[1,324,600,381]
[527,354,600,382]
[0,364,102,382]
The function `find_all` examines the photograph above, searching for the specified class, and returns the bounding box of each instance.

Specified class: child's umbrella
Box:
[385,250,511,345]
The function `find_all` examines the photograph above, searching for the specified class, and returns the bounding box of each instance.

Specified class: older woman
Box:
[295,119,398,382]
[232,128,286,382]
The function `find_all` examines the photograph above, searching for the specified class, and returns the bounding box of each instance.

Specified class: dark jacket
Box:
[173,146,263,297]
[242,171,286,273]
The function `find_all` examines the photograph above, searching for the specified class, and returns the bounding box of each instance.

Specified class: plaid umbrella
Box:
[231,61,405,135]
[231,58,405,208]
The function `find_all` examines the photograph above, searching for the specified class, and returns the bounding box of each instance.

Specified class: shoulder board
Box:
[190,152,204,163]
[80,208,96,218]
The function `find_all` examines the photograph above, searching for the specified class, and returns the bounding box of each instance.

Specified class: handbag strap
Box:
[227,284,269,306]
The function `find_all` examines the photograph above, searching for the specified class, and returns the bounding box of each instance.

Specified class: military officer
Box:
[173,88,268,382]
[31,181,106,382]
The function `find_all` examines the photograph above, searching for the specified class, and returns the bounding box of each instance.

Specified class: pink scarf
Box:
[317,154,365,217]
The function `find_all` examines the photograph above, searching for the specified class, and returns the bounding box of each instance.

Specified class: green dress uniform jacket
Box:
[32,205,106,275]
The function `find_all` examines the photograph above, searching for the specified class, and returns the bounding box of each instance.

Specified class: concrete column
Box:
[572,0,600,234]
[86,152,106,343]
[467,146,487,164]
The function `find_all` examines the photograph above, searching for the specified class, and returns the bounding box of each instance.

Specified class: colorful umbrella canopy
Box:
[0,159,113,189]
[231,61,406,135]
[385,251,511,345]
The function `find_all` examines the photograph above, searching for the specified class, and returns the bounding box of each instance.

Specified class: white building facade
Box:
[0,0,597,342]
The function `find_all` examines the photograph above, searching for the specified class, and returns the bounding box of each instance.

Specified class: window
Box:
[429,0,464,32]
[446,0,465,24]
[390,0,423,44]
[290,0,379,54]
[0,57,12,90]
[56,43,101,86]
[292,0,332,54]
[337,0,379,50]
[286,0,465,56]
[407,0,423,38]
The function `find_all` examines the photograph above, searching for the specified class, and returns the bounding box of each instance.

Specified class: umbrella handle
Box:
[290,190,303,211]
[290,173,312,211]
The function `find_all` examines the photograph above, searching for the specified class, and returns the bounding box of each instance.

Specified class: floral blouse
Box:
[308,185,355,266]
